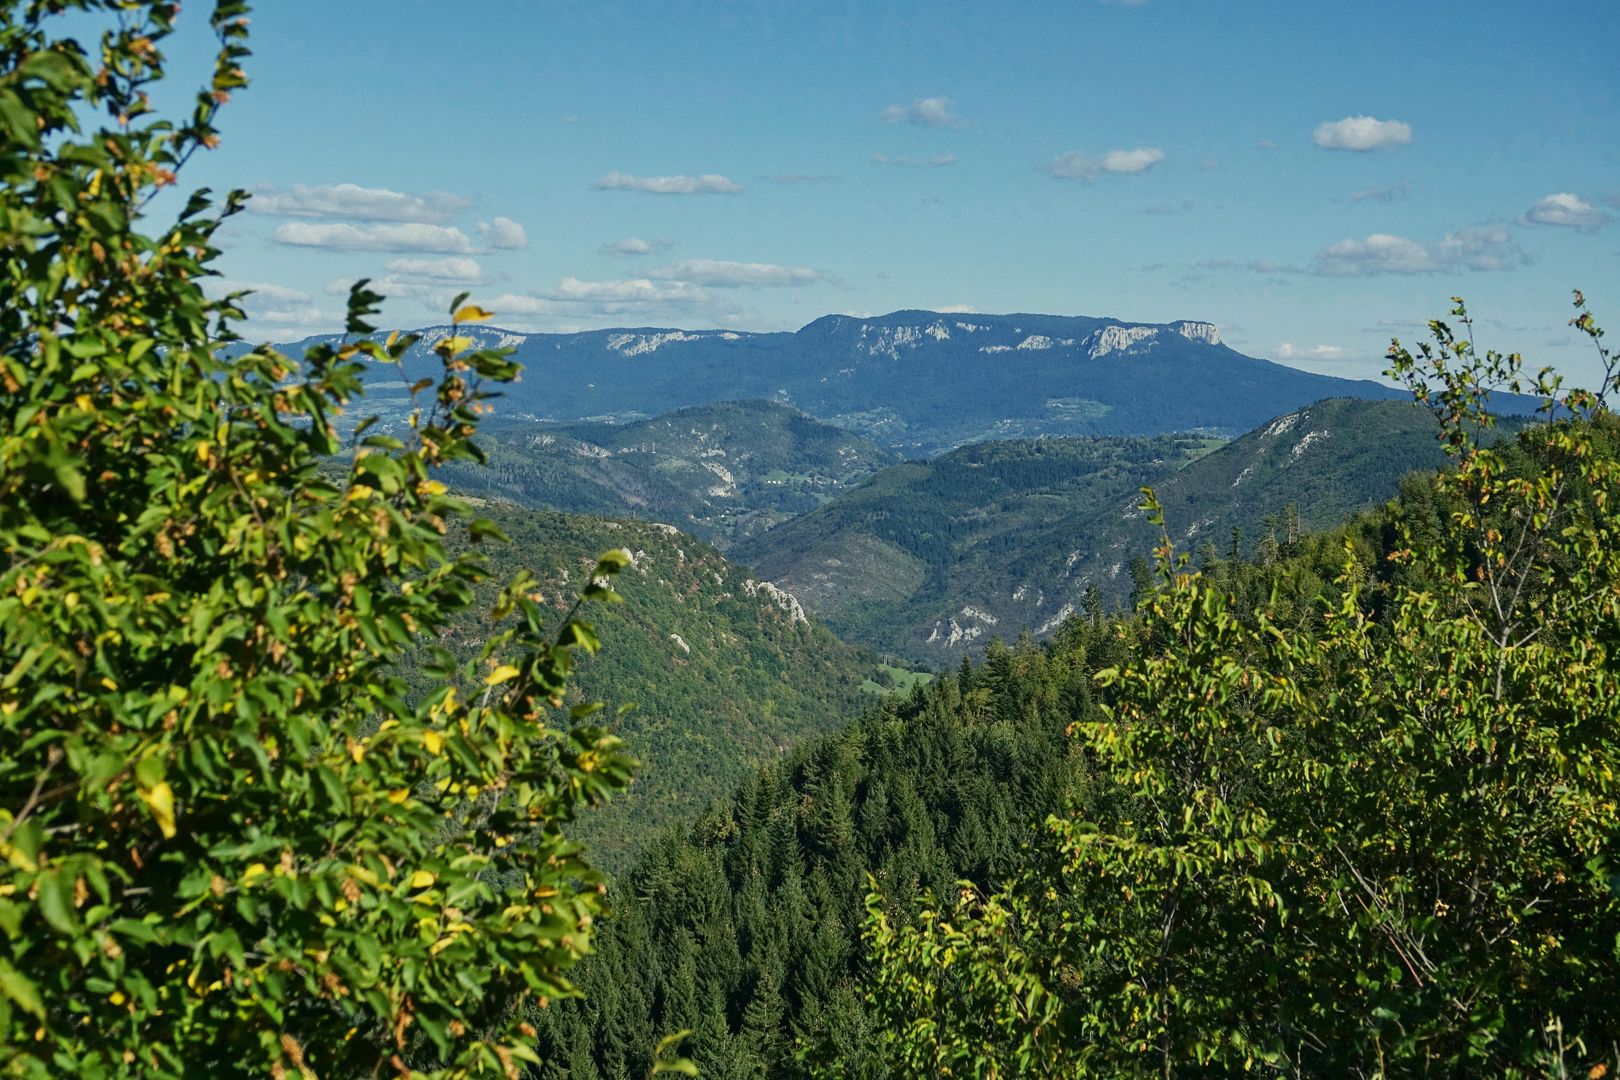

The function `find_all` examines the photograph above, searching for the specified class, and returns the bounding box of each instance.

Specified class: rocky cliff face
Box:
[265,309,1403,455]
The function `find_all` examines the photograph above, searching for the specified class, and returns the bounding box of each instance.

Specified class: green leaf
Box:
[36,871,75,935]
[0,960,44,1021]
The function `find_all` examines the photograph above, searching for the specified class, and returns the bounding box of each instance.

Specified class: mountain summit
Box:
[268,309,1406,454]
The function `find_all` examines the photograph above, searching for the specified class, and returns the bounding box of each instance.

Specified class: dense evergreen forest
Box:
[527,384,1620,1077]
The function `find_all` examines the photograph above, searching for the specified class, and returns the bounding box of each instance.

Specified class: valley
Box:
[13,7,1614,1075]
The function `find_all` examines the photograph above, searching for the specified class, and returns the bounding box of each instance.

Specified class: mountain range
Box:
[267,309,1414,455]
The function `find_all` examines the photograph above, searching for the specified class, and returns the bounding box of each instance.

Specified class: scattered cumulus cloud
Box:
[204,279,311,303]
[1313,234,1444,276]
[1312,226,1525,276]
[383,256,486,283]
[256,305,336,326]
[549,277,707,304]
[1277,342,1347,361]
[1047,147,1165,180]
[1432,226,1526,271]
[1256,139,1278,151]
[274,221,476,254]
[248,183,473,224]
[881,97,965,128]
[592,171,743,195]
[1312,116,1413,151]
[1519,192,1609,232]
[648,259,821,288]
[600,237,673,257]
[477,217,528,250]
[934,303,978,313]
[485,278,711,324]
[872,152,957,168]
[1349,179,1412,203]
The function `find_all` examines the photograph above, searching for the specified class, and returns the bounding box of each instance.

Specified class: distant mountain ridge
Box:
[263,309,1409,454]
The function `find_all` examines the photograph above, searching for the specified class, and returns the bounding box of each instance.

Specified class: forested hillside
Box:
[416,502,901,869]
[525,377,1620,1075]
[439,401,896,551]
[527,511,1404,1076]
[733,433,1208,656]
[527,626,1116,1078]
[741,398,1491,661]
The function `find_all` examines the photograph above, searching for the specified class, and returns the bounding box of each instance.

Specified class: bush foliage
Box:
[837,298,1620,1076]
[0,3,639,1074]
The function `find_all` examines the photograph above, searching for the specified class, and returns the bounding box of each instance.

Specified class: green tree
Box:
[834,296,1620,1076]
[0,3,643,1074]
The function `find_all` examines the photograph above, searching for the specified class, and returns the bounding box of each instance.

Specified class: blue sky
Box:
[163,0,1619,382]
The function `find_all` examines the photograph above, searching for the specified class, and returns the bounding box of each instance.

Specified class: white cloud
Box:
[249,183,472,223]
[477,216,528,250]
[872,152,957,168]
[275,221,476,254]
[1313,234,1437,276]
[383,256,486,283]
[1277,342,1347,361]
[323,275,458,301]
[1519,192,1608,232]
[1434,225,1525,271]
[482,280,712,328]
[253,304,339,327]
[881,97,966,128]
[1312,116,1413,151]
[1350,179,1412,203]
[592,171,743,195]
[649,259,821,288]
[1047,147,1165,180]
[934,303,978,313]
[1312,227,1524,276]
[600,237,673,257]
[550,277,707,304]
[204,279,311,303]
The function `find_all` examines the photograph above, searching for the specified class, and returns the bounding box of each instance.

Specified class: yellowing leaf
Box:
[439,335,474,355]
[410,870,435,889]
[195,441,211,464]
[139,782,177,839]
[240,863,268,885]
[484,664,521,686]
[421,479,447,496]
[387,788,410,804]
[453,304,494,324]
[422,730,443,755]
